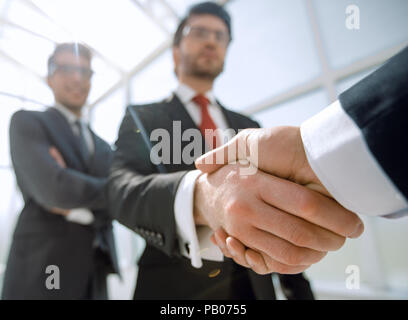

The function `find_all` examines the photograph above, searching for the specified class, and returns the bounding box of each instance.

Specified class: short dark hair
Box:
[173,1,232,47]
[47,42,92,76]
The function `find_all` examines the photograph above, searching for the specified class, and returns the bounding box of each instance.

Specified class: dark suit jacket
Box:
[2,107,119,300]
[339,46,408,200]
[108,94,314,299]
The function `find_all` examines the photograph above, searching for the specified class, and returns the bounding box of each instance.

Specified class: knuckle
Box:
[225,198,252,235]
[288,225,315,248]
[309,251,327,264]
[225,198,252,222]
[252,265,268,275]
[332,235,347,251]
[298,190,319,218]
[283,246,308,266]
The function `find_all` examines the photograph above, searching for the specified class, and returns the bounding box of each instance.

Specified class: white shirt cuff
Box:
[65,208,95,225]
[174,170,224,269]
[300,100,408,217]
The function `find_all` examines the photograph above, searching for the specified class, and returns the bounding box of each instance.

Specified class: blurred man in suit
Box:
[108,2,362,300]
[2,43,119,300]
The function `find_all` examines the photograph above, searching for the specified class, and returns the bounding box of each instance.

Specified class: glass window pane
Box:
[166,0,201,16]
[313,0,408,69]
[0,168,23,270]
[305,217,383,295]
[0,168,17,219]
[130,50,177,105]
[252,90,328,128]
[87,57,121,105]
[0,24,55,77]
[0,54,53,105]
[306,215,408,298]
[215,0,321,112]
[6,0,71,43]
[91,88,126,145]
[375,218,408,292]
[32,0,168,70]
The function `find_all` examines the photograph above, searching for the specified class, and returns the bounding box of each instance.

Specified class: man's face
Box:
[174,14,230,80]
[47,51,92,112]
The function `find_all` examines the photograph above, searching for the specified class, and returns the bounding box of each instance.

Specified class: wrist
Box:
[193,173,209,226]
[295,127,331,197]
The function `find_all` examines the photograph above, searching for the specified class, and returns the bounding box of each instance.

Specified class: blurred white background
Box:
[0,0,407,299]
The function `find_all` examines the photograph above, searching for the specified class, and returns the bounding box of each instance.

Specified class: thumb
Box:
[195,130,251,173]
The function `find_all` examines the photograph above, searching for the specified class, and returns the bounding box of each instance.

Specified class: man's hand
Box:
[195,126,329,196]
[195,127,364,274]
[194,162,363,274]
[49,146,67,168]
[48,207,71,216]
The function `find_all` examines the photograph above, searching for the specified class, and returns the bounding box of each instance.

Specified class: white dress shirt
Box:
[300,100,408,219]
[52,103,95,225]
[173,83,232,268]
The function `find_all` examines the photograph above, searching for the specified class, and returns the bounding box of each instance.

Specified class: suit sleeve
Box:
[10,110,108,210]
[300,47,408,217]
[107,109,187,257]
[339,46,408,199]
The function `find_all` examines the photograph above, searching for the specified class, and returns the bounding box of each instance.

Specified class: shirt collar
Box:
[175,83,217,106]
[53,102,86,126]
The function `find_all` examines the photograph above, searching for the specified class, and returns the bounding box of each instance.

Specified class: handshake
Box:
[193,126,364,275]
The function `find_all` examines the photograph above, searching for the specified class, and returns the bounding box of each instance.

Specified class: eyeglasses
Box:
[50,64,94,79]
[182,26,230,46]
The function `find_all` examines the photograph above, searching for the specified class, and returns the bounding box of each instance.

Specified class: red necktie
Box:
[192,94,219,149]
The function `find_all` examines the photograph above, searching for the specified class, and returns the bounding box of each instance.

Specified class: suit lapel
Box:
[43,108,90,170]
[166,93,200,131]
[133,94,207,172]
[216,100,242,133]
[130,95,248,172]
[87,129,112,177]
[166,94,208,161]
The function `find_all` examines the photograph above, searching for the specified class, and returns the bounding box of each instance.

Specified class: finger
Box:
[49,207,70,216]
[195,129,253,173]
[258,172,364,239]
[251,199,346,252]
[49,147,67,168]
[245,249,310,275]
[210,234,217,246]
[219,231,315,274]
[241,227,327,267]
[214,229,233,259]
[225,236,251,268]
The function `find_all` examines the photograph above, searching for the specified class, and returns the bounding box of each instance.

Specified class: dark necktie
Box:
[192,94,220,149]
[74,120,90,164]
